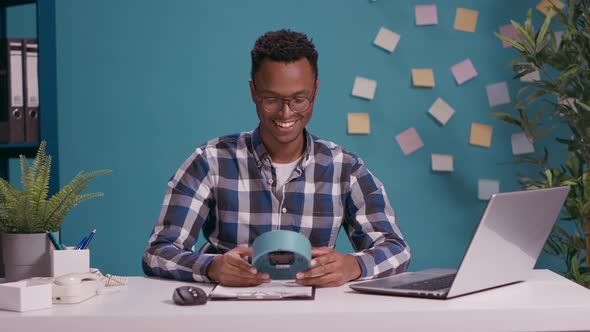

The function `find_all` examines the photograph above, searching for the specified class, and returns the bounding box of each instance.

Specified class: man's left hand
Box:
[295,247,361,287]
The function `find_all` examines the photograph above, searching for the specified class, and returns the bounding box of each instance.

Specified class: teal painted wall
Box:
[44,0,564,276]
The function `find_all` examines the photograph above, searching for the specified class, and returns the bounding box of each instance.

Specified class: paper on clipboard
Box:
[209,280,314,300]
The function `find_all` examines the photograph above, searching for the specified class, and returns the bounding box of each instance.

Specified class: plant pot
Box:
[1,232,57,282]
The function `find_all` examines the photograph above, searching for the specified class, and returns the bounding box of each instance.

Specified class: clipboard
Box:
[209,280,315,301]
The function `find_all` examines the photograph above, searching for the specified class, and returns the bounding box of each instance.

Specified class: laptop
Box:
[349,186,570,299]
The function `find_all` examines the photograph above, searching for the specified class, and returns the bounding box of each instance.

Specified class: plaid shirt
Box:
[142,127,410,282]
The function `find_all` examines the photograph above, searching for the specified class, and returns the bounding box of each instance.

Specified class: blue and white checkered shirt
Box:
[142,127,410,282]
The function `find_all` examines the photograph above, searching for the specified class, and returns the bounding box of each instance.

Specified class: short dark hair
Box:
[250,29,319,82]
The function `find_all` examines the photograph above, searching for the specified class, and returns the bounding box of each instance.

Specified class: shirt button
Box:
[281,207,287,213]
[268,179,274,185]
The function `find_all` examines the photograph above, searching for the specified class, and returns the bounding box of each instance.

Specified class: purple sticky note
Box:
[486,82,511,107]
[499,24,520,48]
[395,127,424,156]
[451,59,478,85]
[416,5,438,26]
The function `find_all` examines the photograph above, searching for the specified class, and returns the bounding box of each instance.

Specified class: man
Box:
[142,29,410,287]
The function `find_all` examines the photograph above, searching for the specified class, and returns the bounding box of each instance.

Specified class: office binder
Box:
[23,39,39,143]
[4,39,25,143]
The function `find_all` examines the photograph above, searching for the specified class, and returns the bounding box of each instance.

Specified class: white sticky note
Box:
[520,70,541,82]
[432,154,454,172]
[373,27,400,53]
[511,132,535,155]
[555,31,565,46]
[352,77,377,100]
[478,179,500,200]
[486,82,511,107]
[428,98,455,125]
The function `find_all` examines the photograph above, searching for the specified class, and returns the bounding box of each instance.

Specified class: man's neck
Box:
[260,131,306,164]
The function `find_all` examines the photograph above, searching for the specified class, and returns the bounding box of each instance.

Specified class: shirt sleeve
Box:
[142,146,218,282]
[343,157,411,281]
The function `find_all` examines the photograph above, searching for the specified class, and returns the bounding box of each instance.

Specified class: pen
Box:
[75,236,88,250]
[81,229,96,250]
[46,230,63,250]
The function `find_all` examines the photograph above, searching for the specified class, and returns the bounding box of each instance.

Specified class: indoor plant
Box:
[494,0,590,287]
[0,141,110,281]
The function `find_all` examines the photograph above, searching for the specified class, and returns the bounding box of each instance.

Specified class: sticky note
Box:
[395,127,424,156]
[478,179,500,200]
[412,69,435,88]
[470,123,493,148]
[348,113,370,134]
[537,0,564,16]
[486,82,511,107]
[520,66,541,82]
[432,154,454,172]
[499,24,520,48]
[415,5,438,26]
[558,97,578,112]
[451,59,478,85]
[352,77,377,100]
[454,8,479,32]
[428,98,455,125]
[373,27,401,53]
[511,132,535,155]
[555,31,565,46]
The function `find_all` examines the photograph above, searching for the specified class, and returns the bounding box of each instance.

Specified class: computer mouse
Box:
[172,286,208,305]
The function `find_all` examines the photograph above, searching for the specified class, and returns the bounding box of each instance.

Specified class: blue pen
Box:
[81,229,96,250]
[47,230,63,250]
[75,236,88,250]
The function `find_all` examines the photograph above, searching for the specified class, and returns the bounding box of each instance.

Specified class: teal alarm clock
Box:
[252,230,312,280]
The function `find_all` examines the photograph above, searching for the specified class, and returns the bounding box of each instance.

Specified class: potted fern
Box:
[0,141,110,281]
[494,1,590,286]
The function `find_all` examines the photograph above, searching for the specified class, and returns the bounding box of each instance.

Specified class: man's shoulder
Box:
[311,135,360,164]
[196,131,251,152]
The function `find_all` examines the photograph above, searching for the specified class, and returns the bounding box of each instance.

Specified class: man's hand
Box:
[295,247,361,287]
[206,246,270,286]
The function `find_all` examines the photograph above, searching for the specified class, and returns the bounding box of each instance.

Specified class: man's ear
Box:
[249,80,257,103]
[314,79,320,99]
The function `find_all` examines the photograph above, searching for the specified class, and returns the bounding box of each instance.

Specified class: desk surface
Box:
[2,269,590,332]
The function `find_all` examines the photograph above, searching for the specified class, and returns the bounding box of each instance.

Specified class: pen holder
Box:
[50,249,90,278]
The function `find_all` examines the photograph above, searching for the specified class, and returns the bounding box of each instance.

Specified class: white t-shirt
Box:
[272,157,301,190]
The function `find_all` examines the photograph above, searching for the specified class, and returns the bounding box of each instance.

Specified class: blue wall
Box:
[22,0,563,276]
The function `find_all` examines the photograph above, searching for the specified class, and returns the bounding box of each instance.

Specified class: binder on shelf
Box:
[5,39,25,143]
[23,39,39,143]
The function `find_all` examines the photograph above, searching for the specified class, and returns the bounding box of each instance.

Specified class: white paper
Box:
[352,76,377,100]
[373,27,400,52]
[478,179,500,200]
[428,98,455,125]
[210,280,312,299]
[431,154,454,172]
[511,132,535,155]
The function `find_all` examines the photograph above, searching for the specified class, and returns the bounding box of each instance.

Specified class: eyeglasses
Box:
[254,85,316,113]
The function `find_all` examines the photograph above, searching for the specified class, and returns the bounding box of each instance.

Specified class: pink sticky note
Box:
[451,58,478,85]
[416,5,438,26]
[486,82,511,107]
[499,24,520,48]
[395,127,424,156]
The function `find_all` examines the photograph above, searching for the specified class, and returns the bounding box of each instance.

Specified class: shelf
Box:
[0,0,36,7]
[0,142,39,158]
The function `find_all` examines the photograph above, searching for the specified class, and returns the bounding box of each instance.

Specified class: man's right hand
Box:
[206,246,270,286]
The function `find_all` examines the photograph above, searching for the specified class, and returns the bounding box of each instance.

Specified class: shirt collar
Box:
[251,126,314,170]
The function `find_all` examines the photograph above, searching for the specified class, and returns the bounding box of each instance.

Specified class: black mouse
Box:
[173,286,208,305]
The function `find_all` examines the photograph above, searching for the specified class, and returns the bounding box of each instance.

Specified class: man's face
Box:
[250,58,318,148]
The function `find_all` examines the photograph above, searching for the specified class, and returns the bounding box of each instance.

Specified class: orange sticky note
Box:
[412,69,435,88]
[470,123,493,148]
[454,8,478,32]
[348,113,370,134]
[536,0,564,16]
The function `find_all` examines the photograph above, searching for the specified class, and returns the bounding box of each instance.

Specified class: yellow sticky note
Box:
[454,8,478,32]
[536,0,564,16]
[470,123,493,148]
[412,69,435,88]
[348,113,370,134]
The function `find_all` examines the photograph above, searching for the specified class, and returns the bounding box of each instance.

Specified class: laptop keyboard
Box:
[393,273,457,291]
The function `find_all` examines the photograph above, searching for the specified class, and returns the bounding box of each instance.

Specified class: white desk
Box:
[1,269,590,332]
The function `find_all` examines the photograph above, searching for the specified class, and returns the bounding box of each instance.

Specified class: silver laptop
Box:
[350,186,570,299]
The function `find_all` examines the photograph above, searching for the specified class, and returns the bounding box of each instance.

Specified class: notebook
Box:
[350,186,570,299]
